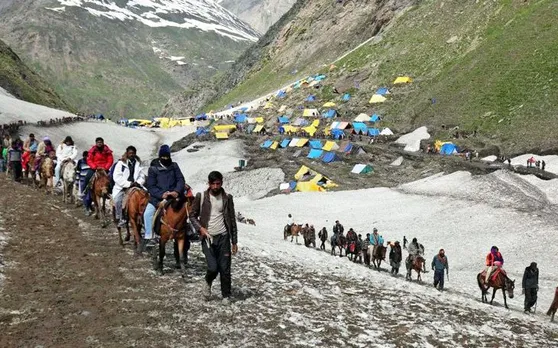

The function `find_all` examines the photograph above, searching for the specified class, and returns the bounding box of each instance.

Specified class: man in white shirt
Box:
[112,146,146,227]
[54,136,78,187]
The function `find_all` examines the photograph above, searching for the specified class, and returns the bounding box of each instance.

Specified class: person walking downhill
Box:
[522,262,539,313]
[318,227,328,250]
[190,171,238,304]
[143,145,186,249]
[432,249,449,291]
[112,146,145,227]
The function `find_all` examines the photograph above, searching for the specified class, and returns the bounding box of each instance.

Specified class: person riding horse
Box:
[407,238,426,272]
[112,146,146,227]
[284,214,295,235]
[84,137,114,194]
[143,145,188,249]
[332,220,344,236]
[54,136,78,188]
[21,133,39,173]
[35,137,55,173]
[484,246,504,283]
[369,228,384,257]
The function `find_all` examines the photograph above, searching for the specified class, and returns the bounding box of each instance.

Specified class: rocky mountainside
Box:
[218,0,296,34]
[165,0,558,154]
[0,39,70,112]
[0,0,259,117]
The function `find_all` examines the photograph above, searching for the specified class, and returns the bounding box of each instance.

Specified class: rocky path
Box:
[0,178,556,347]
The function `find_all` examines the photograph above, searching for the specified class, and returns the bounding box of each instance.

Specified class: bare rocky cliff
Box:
[219,0,296,34]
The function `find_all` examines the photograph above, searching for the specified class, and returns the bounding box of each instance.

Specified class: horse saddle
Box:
[152,200,172,236]
[122,187,146,212]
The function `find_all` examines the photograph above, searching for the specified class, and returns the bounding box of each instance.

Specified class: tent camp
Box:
[322,141,340,151]
[330,122,350,130]
[393,76,413,85]
[263,102,274,109]
[277,90,287,98]
[440,142,458,155]
[260,140,273,148]
[376,87,390,96]
[331,129,345,139]
[354,113,370,122]
[296,181,325,192]
[195,128,209,136]
[303,109,319,117]
[368,128,380,137]
[302,125,317,136]
[369,95,387,104]
[306,95,316,102]
[278,116,289,124]
[380,128,394,136]
[342,93,351,102]
[323,102,336,108]
[296,138,309,147]
[270,141,279,150]
[246,124,256,134]
[351,164,373,174]
[307,149,323,159]
[322,152,341,163]
[289,138,300,147]
[309,140,323,149]
[234,114,247,123]
[280,139,291,148]
[352,122,368,135]
[278,105,287,113]
[215,132,229,140]
[253,125,265,133]
[214,124,236,133]
[339,142,353,153]
[255,117,264,123]
[293,118,309,126]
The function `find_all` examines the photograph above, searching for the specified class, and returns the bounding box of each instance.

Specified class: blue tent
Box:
[331,129,344,139]
[240,106,249,112]
[309,140,323,149]
[234,114,247,123]
[342,93,351,102]
[376,87,389,96]
[305,95,316,102]
[370,114,380,123]
[323,109,337,118]
[322,152,340,163]
[368,128,380,137]
[289,181,297,190]
[307,149,324,159]
[195,128,209,136]
[352,122,368,134]
[314,74,326,81]
[277,90,287,98]
[440,143,458,155]
[280,139,291,148]
[278,126,285,134]
[278,116,289,124]
[341,142,353,153]
[195,113,207,120]
[261,140,273,149]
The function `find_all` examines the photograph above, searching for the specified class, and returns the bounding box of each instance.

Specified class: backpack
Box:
[108,162,117,193]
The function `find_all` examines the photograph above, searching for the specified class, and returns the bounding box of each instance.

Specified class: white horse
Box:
[61,161,76,204]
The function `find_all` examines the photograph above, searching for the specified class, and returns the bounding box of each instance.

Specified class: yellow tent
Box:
[270,141,279,150]
[322,141,340,151]
[323,102,336,108]
[329,64,337,71]
[296,138,309,147]
[296,181,325,192]
[303,126,317,136]
[283,125,299,133]
[369,95,387,104]
[263,102,274,109]
[214,124,236,133]
[215,132,229,140]
[393,76,413,84]
[294,165,314,180]
[303,109,319,117]
[253,125,264,133]
[255,117,264,124]
[311,119,320,127]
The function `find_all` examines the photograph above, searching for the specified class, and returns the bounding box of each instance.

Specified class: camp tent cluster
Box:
[281,165,338,193]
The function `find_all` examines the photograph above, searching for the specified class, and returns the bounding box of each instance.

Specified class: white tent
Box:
[351,164,373,174]
[354,113,370,122]
[380,127,394,136]
[279,183,291,191]
[289,138,300,147]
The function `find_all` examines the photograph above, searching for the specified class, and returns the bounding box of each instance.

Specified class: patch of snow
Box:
[176,61,187,65]
[46,6,66,13]
[390,156,403,166]
[395,126,430,152]
[0,88,74,124]
[510,154,558,175]
[482,155,497,162]
[168,56,185,61]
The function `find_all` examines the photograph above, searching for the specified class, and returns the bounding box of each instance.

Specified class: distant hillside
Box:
[0,39,70,112]
[218,0,296,34]
[169,0,558,154]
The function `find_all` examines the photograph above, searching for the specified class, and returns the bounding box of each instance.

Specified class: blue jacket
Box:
[146,161,185,206]
[369,234,384,245]
[431,255,449,271]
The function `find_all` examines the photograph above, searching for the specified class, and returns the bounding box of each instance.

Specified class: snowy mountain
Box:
[217,0,296,34]
[0,0,260,117]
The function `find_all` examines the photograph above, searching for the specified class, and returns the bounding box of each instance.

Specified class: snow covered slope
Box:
[56,0,259,41]
[0,87,73,123]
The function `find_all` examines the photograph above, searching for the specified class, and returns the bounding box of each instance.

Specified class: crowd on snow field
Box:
[283,217,558,317]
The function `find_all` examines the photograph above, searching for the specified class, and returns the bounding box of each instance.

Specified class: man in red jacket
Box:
[84,137,114,192]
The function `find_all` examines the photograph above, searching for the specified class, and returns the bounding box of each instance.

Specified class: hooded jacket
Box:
[190,188,238,245]
[522,266,539,289]
[145,160,185,206]
[112,157,146,198]
[87,145,114,171]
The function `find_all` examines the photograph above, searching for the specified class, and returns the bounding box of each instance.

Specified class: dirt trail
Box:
[1,177,557,347]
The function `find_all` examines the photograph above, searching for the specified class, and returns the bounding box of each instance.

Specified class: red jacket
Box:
[87,145,114,171]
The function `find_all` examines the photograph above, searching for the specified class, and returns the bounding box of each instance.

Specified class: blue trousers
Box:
[143,203,156,239]
[434,269,445,290]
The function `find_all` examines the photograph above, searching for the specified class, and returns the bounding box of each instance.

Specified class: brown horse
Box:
[116,187,149,253]
[284,224,301,243]
[547,287,558,322]
[61,160,76,204]
[24,152,38,186]
[39,156,55,194]
[246,218,256,226]
[406,256,425,281]
[369,245,387,270]
[330,233,346,257]
[91,169,111,227]
[477,270,515,309]
[153,195,195,277]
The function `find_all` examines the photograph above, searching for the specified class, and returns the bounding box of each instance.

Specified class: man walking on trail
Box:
[112,146,145,227]
[143,144,186,249]
[318,227,328,250]
[431,249,449,291]
[75,151,93,215]
[191,171,238,303]
[522,262,539,313]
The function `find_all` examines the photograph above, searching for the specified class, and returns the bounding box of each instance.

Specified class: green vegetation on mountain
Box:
[0,39,71,111]
[196,0,558,154]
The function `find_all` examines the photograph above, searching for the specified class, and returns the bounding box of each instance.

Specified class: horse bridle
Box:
[160,199,190,239]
